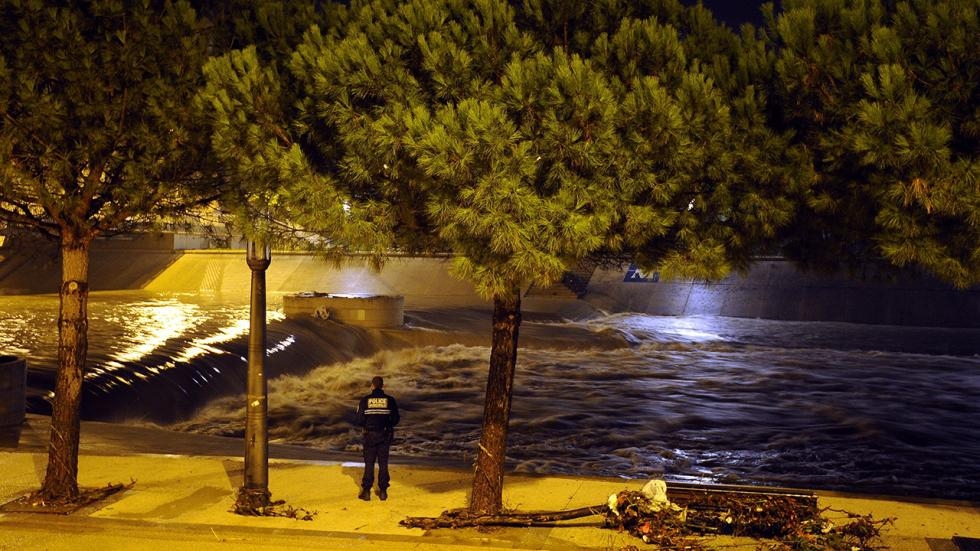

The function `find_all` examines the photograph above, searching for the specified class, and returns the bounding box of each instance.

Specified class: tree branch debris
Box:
[401,480,894,550]
[1,481,134,515]
[233,500,317,521]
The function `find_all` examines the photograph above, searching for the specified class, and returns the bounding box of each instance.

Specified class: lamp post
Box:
[237,239,272,511]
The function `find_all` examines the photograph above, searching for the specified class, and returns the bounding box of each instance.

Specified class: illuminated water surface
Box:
[2,292,979,501]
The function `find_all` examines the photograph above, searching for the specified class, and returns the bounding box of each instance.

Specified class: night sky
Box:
[686,0,771,27]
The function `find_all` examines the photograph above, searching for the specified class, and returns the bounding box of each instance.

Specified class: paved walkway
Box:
[1,416,978,550]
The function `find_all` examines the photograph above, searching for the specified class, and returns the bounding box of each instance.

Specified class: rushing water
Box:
[2,291,979,502]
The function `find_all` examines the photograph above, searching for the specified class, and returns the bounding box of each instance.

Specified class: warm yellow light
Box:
[246,239,271,268]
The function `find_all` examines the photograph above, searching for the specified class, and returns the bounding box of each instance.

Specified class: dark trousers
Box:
[361,430,391,490]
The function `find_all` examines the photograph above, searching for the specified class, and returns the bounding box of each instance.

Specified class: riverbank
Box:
[1,415,978,550]
[4,236,980,326]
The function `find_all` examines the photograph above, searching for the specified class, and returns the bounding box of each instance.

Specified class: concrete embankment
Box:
[586,259,980,328]
[0,235,488,310]
[3,235,980,326]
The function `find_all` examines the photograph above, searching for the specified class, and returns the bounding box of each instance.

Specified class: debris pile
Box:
[233,488,317,520]
[1,481,133,515]
[233,498,317,520]
[403,478,894,550]
[604,480,893,550]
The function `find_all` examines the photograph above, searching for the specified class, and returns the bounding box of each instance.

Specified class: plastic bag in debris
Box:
[608,478,679,517]
[640,479,675,512]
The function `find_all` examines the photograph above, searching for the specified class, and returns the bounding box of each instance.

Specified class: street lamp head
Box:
[246,239,272,270]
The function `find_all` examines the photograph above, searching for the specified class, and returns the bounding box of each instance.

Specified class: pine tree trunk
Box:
[469,288,522,515]
[40,232,92,502]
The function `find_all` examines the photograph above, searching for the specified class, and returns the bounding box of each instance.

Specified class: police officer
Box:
[354,375,400,501]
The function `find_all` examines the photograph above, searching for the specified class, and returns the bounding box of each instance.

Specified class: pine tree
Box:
[194,2,367,251]
[582,5,808,277]
[0,1,218,503]
[410,50,627,513]
[288,0,628,513]
[768,0,980,287]
[283,0,803,515]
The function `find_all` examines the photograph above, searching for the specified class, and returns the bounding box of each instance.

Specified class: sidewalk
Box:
[1,416,978,550]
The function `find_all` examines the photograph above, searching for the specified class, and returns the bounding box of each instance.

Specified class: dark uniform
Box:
[354,376,399,500]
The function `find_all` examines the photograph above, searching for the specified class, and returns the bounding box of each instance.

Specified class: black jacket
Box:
[355,388,400,432]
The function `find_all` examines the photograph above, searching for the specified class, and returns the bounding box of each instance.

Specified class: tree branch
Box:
[400,504,607,529]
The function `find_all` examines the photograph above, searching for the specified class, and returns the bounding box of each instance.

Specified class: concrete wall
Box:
[0,235,180,295]
[3,237,979,327]
[142,251,488,310]
[585,260,980,328]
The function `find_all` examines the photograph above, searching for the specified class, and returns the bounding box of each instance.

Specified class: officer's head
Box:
[371,376,384,389]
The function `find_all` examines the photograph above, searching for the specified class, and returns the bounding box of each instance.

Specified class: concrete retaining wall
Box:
[586,260,980,328]
[3,239,979,326]
[142,252,486,310]
[0,234,180,295]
